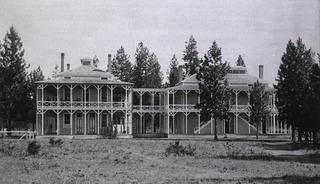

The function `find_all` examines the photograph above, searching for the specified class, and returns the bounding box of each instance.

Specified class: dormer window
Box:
[82,60,91,65]
[81,58,93,66]
[64,77,71,79]
[101,77,108,80]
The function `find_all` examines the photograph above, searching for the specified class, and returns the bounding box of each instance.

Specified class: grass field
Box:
[1,137,320,184]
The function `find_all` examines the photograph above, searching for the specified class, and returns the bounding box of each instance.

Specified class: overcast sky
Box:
[0,0,319,85]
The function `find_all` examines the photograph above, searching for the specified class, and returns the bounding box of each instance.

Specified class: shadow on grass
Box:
[190,175,320,184]
[216,154,320,164]
[263,142,320,151]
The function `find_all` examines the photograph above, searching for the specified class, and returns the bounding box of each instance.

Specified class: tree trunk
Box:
[313,130,318,145]
[298,129,302,142]
[7,119,12,137]
[304,131,309,144]
[291,124,296,143]
[256,122,259,139]
[214,118,218,141]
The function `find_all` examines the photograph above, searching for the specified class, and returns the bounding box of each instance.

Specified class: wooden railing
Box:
[0,131,37,140]
[38,101,126,109]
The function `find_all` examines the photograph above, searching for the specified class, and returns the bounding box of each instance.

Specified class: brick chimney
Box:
[108,54,112,73]
[259,65,263,79]
[61,53,65,72]
[67,63,70,70]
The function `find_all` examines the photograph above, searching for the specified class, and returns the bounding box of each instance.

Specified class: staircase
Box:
[238,115,262,134]
[194,120,211,134]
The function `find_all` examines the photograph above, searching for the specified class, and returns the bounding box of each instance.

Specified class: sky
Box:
[0,0,319,85]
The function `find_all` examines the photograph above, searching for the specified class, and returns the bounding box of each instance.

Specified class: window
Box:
[64,114,70,128]
[102,114,107,128]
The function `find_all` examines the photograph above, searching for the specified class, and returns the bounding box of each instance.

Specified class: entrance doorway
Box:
[76,113,83,134]
[89,113,95,134]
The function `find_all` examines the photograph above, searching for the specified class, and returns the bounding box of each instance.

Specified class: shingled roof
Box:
[57,65,113,78]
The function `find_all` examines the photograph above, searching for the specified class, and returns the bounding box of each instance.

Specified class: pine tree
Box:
[183,35,199,76]
[166,55,180,87]
[144,53,163,88]
[197,41,231,141]
[111,46,132,82]
[25,67,45,130]
[249,81,269,139]
[132,42,149,88]
[274,38,314,142]
[0,26,29,133]
[132,42,163,88]
[236,55,246,67]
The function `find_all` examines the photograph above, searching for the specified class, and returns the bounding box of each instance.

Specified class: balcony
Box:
[229,105,250,112]
[38,101,128,110]
[132,105,166,113]
[168,104,199,112]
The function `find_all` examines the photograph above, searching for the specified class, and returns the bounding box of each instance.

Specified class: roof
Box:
[226,73,269,85]
[35,79,133,85]
[57,65,113,78]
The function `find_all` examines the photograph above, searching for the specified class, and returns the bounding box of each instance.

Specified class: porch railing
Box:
[38,101,126,109]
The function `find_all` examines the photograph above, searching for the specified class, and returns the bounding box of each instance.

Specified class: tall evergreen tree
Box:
[132,42,163,88]
[132,42,149,88]
[111,46,132,82]
[249,81,269,139]
[0,26,29,132]
[25,67,45,130]
[274,38,314,142]
[183,35,199,76]
[236,55,246,67]
[197,41,231,141]
[145,53,163,88]
[166,54,180,87]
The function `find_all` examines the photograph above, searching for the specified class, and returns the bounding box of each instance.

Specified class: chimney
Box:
[108,54,112,73]
[259,65,263,79]
[67,63,70,70]
[178,65,184,82]
[61,53,65,72]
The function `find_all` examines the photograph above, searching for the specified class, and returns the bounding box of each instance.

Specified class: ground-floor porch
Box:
[36,109,132,136]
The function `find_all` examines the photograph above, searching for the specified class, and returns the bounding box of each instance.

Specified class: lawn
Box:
[0,137,320,184]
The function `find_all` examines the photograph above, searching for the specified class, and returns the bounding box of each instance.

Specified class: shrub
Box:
[102,125,117,139]
[165,141,196,156]
[27,141,41,155]
[49,138,63,147]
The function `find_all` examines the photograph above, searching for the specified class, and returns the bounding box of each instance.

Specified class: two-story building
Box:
[35,53,289,138]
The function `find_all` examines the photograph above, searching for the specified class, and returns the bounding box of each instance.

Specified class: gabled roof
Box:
[57,65,113,78]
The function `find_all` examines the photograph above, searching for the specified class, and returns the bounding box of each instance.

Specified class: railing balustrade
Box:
[38,101,126,109]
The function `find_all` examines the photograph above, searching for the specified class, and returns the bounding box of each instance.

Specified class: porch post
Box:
[198,113,200,134]
[41,111,44,135]
[57,112,60,135]
[41,86,44,135]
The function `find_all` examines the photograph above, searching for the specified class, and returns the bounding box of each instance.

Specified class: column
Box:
[70,111,73,135]
[125,87,128,133]
[41,111,44,135]
[84,86,87,135]
[139,114,142,134]
[97,86,100,135]
[235,91,239,134]
[84,112,87,135]
[41,86,44,135]
[198,113,200,134]
[70,86,74,135]
[57,112,60,135]
[151,93,155,133]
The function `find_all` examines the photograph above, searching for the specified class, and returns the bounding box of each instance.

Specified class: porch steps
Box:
[194,120,211,134]
[36,135,74,139]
